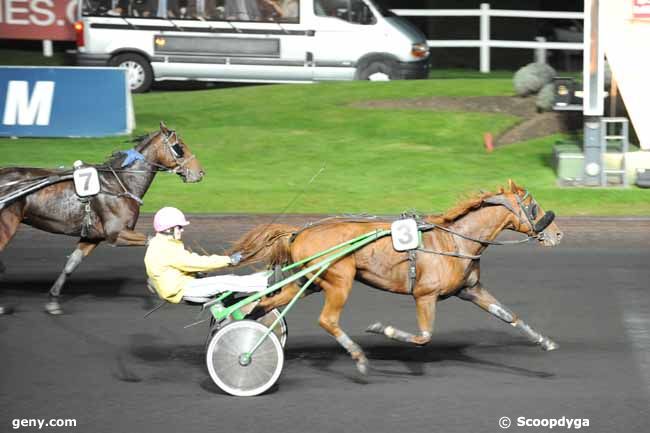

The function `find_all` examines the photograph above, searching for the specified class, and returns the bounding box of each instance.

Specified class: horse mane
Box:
[101,131,159,167]
[246,186,513,239]
[132,131,158,152]
[293,186,511,228]
[426,187,506,225]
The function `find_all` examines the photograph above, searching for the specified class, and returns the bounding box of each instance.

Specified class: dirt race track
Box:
[1,216,649,433]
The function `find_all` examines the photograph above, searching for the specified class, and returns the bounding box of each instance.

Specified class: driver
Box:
[145,207,266,303]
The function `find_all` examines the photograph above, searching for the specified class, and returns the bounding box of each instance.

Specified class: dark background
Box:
[379,0,584,70]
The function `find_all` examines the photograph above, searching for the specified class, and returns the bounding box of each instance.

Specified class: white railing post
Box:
[393,7,583,71]
[480,3,491,73]
[42,40,53,58]
[535,36,547,63]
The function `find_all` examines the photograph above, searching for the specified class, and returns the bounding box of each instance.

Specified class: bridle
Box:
[101,130,197,176]
[514,190,540,234]
[409,190,556,262]
[99,130,199,205]
[484,190,555,237]
[160,129,197,177]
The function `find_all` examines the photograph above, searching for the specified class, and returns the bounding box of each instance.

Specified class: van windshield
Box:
[82,0,300,23]
[314,0,377,25]
[366,0,396,17]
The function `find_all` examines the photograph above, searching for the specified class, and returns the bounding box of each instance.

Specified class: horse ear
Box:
[159,121,169,134]
[508,179,518,192]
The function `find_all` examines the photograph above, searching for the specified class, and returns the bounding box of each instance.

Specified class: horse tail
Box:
[229,224,298,267]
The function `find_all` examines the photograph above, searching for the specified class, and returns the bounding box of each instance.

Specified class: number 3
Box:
[398,225,413,245]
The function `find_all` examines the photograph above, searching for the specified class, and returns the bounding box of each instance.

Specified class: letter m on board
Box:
[3,81,55,126]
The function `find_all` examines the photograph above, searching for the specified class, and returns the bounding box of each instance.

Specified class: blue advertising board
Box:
[0,67,134,137]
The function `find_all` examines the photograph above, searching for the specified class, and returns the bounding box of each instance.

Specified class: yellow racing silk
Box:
[144,233,231,303]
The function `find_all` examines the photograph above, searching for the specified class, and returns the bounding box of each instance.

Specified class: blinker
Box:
[534,211,555,233]
[171,143,184,158]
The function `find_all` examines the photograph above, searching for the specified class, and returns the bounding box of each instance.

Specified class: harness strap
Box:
[80,200,94,238]
[407,249,417,294]
[416,247,481,260]
[108,165,144,206]
[0,175,72,207]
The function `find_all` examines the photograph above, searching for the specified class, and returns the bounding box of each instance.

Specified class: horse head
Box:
[483,179,563,247]
[147,121,205,183]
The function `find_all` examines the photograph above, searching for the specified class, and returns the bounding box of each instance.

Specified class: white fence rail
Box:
[392,3,584,73]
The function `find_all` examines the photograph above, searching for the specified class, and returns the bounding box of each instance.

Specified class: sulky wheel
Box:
[206,320,284,397]
[257,308,288,347]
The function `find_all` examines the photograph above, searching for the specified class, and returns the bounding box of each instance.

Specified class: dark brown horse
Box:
[0,122,204,314]
[230,180,563,375]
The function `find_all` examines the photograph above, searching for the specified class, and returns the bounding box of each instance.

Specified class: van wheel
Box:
[357,61,397,81]
[110,53,153,93]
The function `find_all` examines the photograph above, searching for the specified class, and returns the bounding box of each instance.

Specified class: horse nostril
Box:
[557,232,563,240]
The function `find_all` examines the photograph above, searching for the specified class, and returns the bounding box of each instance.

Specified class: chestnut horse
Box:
[230,180,563,375]
[0,122,204,314]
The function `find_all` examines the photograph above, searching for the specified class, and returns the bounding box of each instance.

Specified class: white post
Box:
[535,36,547,63]
[480,3,491,73]
[158,0,168,18]
[42,40,53,58]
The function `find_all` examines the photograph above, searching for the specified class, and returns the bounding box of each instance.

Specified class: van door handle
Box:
[306,52,314,67]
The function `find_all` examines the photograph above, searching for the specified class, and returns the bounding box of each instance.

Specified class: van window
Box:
[225,0,298,23]
[169,1,226,20]
[315,0,376,25]
[82,1,298,22]
[83,0,164,18]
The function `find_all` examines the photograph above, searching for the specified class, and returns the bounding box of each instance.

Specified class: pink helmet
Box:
[153,207,190,233]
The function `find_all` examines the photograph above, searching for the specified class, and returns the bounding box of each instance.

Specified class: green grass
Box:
[0,48,66,66]
[1,78,648,215]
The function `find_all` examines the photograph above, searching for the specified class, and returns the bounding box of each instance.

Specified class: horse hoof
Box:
[44,302,63,315]
[0,305,15,315]
[356,358,369,376]
[366,322,385,334]
[540,338,559,351]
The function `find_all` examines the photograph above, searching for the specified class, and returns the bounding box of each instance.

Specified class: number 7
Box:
[79,172,92,190]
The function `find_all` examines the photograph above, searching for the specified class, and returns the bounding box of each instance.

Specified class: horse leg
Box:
[366,293,438,345]
[257,281,319,313]
[0,203,24,315]
[45,240,99,315]
[317,272,369,375]
[112,229,148,246]
[457,283,559,351]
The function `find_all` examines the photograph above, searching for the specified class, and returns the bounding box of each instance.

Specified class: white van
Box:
[75,0,431,92]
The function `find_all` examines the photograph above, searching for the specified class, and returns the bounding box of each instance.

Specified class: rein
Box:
[287,195,543,263]
[413,224,535,262]
[97,129,197,204]
[424,223,537,246]
[106,164,144,205]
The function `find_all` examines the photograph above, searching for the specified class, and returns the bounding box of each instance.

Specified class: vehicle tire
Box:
[110,53,153,93]
[357,60,397,81]
[206,320,284,397]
